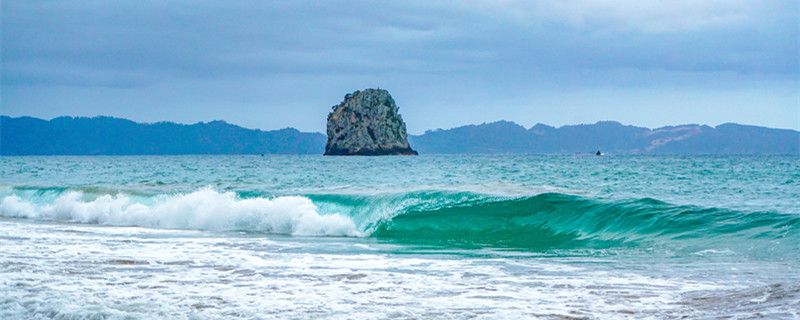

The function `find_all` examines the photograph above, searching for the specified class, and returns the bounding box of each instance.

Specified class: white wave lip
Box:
[0,188,359,236]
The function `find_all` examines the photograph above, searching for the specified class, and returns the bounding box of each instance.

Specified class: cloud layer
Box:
[3,0,798,131]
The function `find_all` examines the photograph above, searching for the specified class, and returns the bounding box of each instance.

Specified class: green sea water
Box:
[1,155,798,319]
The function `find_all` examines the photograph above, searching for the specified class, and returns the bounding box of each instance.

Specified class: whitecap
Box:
[0,187,359,237]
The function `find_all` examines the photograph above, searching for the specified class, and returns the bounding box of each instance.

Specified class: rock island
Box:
[324,89,418,156]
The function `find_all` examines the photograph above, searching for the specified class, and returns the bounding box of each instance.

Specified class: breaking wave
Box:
[0,187,358,236]
[1,186,797,254]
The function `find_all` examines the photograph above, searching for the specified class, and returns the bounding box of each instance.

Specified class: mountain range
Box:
[2,116,798,155]
[409,120,800,154]
[0,116,325,155]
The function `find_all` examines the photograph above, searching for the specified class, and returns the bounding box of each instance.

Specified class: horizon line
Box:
[2,114,798,135]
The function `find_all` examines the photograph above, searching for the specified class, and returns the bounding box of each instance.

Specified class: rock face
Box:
[325,89,418,156]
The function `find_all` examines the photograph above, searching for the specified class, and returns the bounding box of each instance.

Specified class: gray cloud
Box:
[2,0,798,131]
[6,1,795,84]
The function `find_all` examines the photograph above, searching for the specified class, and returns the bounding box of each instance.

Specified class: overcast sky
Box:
[2,0,798,133]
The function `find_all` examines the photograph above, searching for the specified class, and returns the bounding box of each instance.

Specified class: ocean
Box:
[1,155,798,319]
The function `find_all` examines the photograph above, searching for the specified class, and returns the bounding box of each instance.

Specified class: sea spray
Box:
[2,186,797,257]
[0,187,358,236]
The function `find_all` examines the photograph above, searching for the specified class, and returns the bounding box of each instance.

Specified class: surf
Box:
[1,185,796,255]
[368,193,799,255]
[0,186,358,236]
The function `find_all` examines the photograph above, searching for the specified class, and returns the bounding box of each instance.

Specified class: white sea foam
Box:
[0,188,359,236]
[5,218,780,320]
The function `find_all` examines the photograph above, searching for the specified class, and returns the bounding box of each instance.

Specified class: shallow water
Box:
[1,155,798,319]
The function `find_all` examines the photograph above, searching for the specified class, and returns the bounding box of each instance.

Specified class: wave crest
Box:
[371,193,799,253]
[0,188,358,236]
[2,186,797,255]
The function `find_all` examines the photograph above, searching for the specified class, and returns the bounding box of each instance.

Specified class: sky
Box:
[2,0,798,134]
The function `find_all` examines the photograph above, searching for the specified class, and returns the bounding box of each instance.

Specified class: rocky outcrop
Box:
[325,89,418,156]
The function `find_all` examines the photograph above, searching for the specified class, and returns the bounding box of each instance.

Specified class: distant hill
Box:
[409,121,800,154]
[0,116,326,155]
[1,116,798,155]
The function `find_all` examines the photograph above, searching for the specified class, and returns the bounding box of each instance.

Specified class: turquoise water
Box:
[1,155,798,319]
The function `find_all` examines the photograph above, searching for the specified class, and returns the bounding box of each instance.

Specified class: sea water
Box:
[0,155,798,319]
